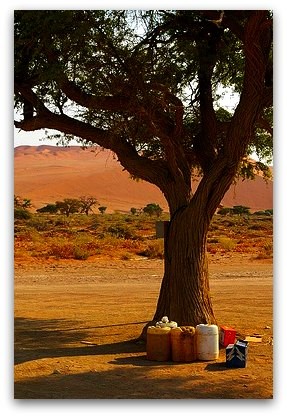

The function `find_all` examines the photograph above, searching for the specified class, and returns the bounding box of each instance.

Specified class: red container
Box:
[219,326,236,347]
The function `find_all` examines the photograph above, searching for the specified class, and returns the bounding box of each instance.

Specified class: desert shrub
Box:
[232,205,251,215]
[143,203,163,217]
[36,203,59,214]
[256,240,273,259]
[49,238,91,260]
[98,206,107,214]
[253,210,272,216]
[218,237,236,251]
[26,216,51,231]
[253,210,266,216]
[49,240,75,259]
[14,207,31,220]
[106,223,137,239]
[217,207,232,215]
[138,239,164,259]
[73,246,90,260]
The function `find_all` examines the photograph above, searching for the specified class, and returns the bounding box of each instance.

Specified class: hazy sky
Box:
[14,127,80,147]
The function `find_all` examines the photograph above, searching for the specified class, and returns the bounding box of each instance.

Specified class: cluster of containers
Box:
[146,318,248,367]
[146,318,220,362]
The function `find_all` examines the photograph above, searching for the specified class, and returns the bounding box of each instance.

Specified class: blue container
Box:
[226,340,249,368]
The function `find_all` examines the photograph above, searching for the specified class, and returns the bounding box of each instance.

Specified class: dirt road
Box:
[14,255,273,399]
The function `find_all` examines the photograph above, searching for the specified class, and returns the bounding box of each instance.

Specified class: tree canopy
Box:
[14,10,273,193]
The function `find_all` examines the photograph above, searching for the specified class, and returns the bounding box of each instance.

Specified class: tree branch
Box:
[256,116,273,135]
[14,83,172,191]
[225,11,272,160]
[193,27,220,172]
[58,77,135,113]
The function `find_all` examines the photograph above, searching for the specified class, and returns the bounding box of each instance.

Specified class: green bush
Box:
[143,203,163,217]
[14,207,32,220]
[27,216,51,231]
[232,205,251,215]
[217,207,232,215]
[107,224,137,239]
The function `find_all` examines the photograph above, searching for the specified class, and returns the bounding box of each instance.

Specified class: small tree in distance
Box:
[14,195,32,209]
[14,195,33,219]
[98,206,107,215]
[79,196,99,215]
[143,203,163,217]
[55,198,82,217]
[36,203,59,214]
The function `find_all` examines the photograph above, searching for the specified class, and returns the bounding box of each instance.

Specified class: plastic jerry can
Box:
[146,326,171,361]
[171,326,197,362]
[196,324,219,360]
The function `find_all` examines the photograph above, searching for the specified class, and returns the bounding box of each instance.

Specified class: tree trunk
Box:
[139,194,217,340]
[153,202,216,327]
[139,158,238,340]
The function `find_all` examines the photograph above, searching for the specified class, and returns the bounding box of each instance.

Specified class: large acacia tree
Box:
[14,10,273,330]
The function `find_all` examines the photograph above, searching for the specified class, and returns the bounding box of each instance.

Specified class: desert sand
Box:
[14,255,272,399]
[14,145,273,212]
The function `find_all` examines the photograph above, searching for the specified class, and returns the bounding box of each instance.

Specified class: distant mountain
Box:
[14,145,273,212]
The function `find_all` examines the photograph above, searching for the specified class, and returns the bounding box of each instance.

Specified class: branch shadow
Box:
[14,318,272,399]
[14,362,271,399]
[14,317,145,365]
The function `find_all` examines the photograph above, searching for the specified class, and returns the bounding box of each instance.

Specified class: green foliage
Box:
[14,10,272,171]
[14,195,32,209]
[253,210,272,216]
[98,206,107,215]
[36,203,59,214]
[232,205,251,215]
[14,208,273,260]
[14,207,31,220]
[218,205,250,216]
[55,198,82,217]
[217,207,232,215]
[143,203,163,217]
[106,223,137,239]
[36,196,99,215]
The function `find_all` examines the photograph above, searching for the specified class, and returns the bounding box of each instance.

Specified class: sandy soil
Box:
[14,254,273,399]
[14,145,273,212]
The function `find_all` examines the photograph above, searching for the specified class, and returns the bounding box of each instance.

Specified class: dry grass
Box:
[14,212,273,262]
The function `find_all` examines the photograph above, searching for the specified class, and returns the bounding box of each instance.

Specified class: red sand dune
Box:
[14,145,273,213]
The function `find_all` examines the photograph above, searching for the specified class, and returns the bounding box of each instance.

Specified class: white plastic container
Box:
[196,324,219,360]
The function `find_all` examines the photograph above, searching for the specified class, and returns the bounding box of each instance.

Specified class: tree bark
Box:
[140,154,238,339]
[153,203,215,327]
